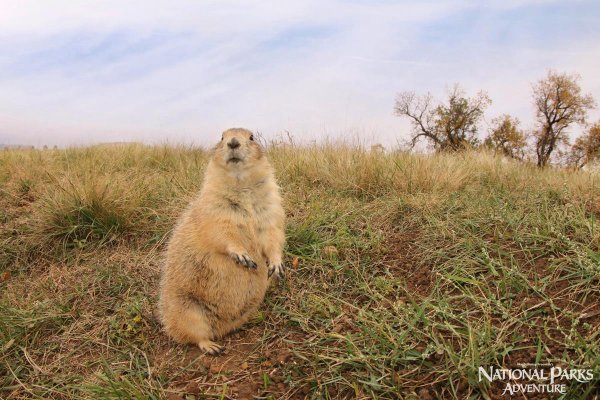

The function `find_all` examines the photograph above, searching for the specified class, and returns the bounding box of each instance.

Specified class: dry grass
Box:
[0,143,598,399]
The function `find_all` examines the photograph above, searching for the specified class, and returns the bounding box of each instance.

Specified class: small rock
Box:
[418,388,432,400]
[322,245,338,256]
[184,381,200,395]
[276,351,292,364]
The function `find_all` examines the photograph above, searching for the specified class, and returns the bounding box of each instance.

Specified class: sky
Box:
[0,0,599,148]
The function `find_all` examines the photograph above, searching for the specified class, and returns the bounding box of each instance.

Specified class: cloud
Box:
[0,0,599,147]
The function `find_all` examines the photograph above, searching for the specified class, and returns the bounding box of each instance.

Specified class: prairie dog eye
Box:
[249,134,254,141]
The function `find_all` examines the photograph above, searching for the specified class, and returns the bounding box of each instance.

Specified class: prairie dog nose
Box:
[227,138,240,149]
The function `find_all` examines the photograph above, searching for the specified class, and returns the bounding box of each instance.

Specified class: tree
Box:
[532,70,595,167]
[483,114,527,160]
[395,85,491,151]
[568,122,600,169]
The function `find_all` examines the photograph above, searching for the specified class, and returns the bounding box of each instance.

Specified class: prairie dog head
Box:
[213,128,263,169]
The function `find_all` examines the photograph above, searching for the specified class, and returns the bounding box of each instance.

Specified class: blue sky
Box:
[0,0,599,147]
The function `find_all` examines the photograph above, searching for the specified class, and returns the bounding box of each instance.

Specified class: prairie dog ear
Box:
[250,131,266,147]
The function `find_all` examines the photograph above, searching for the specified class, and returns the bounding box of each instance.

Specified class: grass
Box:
[0,143,598,399]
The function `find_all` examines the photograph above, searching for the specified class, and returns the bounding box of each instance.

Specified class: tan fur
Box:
[158,128,285,355]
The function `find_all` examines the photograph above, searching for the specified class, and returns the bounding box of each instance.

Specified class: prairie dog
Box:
[159,128,285,355]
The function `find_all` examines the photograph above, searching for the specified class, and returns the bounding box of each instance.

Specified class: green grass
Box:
[0,144,598,399]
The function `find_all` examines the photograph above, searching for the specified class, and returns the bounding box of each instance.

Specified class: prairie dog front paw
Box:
[228,251,257,269]
[268,262,285,278]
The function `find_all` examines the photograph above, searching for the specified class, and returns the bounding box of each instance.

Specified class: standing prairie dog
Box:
[159,128,285,355]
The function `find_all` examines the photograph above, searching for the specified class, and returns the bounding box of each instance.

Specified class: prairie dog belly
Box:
[206,253,269,319]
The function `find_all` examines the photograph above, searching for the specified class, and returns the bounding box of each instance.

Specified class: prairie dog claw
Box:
[230,252,257,269]
[268,263,285,278]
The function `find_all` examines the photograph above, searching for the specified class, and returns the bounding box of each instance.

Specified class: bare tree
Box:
[395,85,491,151]
[484,114,527,160]
[569,138,587,169]
[568,122,600,169]
[532,71,595,167]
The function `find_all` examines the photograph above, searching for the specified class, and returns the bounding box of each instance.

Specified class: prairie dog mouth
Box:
[226,150,244,164]
[227,156,242,164]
